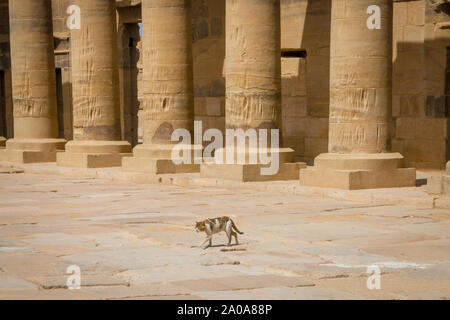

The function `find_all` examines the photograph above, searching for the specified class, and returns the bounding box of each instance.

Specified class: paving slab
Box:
[0,170,448,299]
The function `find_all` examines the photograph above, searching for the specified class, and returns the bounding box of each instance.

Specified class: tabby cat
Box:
[195,216,244,249]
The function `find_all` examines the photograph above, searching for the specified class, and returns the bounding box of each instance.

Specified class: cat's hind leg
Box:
[232,231,239,245]
[226,229,232,246]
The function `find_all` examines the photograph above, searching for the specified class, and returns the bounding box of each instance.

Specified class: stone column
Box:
[57,0,132,168]
[0,67,5,146]
[300,0,416,189]
[0,0,66,162]
[200,0,305,182]
[445,161,450,195]
[122,0,200,174]
[0,106,4,146]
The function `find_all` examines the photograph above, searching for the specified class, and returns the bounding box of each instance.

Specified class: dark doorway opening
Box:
[55,68,64,139]
[446,47,450,161]
[281,49,307,58]
[0,70,6,138]
[446,47,450,117]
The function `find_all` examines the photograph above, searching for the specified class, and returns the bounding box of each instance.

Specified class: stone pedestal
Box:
[122,0,198,174]
[0,138,65,163]
[444,161,450,195]
[57,141,132,168]
[0,0,66,163]
[123,144,201,174]
[299,0,415,190]
[300,153,415,190]
[57,0,131,168]
[200,0,303,182]
[201,147,305,182]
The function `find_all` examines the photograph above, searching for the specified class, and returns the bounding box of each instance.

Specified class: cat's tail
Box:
[231,219,244,234]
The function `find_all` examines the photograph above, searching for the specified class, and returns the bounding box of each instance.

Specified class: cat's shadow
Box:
[209,244,240,248]
[191,243,246,249]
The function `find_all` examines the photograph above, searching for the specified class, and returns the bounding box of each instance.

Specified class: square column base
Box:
[444,161,450,194]
[444,176,450,195]
[122,157,200,174]
[56,140,132,168]
[121,144,201,174]
[300,152,416,190]
[0,149,60,163]
[300,167,416,190]
[57,152,132,168]
[201,162,306,182]
[0,138,66,163]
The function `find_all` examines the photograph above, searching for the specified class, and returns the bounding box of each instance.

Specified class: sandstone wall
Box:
[52,0,72,140]
[392,0,450,169]
[281,0,330,163]
[1,0,449,168]
[192,0,226,143]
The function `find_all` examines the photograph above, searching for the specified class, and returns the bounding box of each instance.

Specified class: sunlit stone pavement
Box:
[0,171,449,300]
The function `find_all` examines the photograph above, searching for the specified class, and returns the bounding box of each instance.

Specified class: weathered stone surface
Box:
[1,0,66,163]
[8,0,59,138]
[57,0,131,168]
[0,277,38,290]
[122,0,198,174]
[0,171,449,299]
[329,0,393,153]
[201,162,305,182]
[225,0,281,131]
[200,0,302,182]
[71,0,121,141]
[300,0,416,190]
[141,0,194,145]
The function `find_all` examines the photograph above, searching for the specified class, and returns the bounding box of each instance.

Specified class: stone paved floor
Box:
[0,171,449,299]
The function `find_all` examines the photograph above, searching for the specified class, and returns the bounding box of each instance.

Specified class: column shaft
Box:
[0,0,66,162]
[329,0,392,153]
[122,0,199,174]
[225,0,281,131]
[9,0,59,139]
[299,0,416,190]
[71,0,121,141]
[57,0,131,168]
[142,0,194,145]
[200,0,304,182]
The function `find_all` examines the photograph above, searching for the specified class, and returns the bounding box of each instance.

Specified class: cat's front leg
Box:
[200,236,212,249]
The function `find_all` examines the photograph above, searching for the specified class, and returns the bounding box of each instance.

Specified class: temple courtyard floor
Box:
[0,162,449,300]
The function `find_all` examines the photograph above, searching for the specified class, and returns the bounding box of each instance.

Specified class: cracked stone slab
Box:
[0,171,449,299]
[0,166,24,174]
[83,283,193,300]
[0,277,39,290]
[122,264,265,285]
[0,288,97,300]
[260,263,365,279]
[26,275,130,290]
[172,275,314,292]
[195,286,362,300]
[0,247,36,253]
[0,239,24,247]
[362,240,450,263]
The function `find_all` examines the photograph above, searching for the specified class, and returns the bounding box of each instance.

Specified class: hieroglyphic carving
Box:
[329,0,392,153]
[141,0,194,145]
[71,0,121,140]
[9,0,58,123]
[225,0,282,132]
